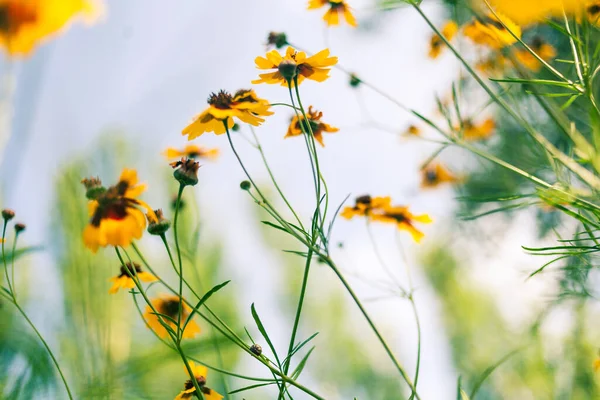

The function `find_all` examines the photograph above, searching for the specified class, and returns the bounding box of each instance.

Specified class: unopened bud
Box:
[171,158,200,187]
[2,209,14,221]
[240,180,251,191]
[81,177,106,200]
[349,73,361,88]
[14,223,25,234]
[147,209,171,235]
[278,59,298,82]
[267,32,288,49]
[250,343,262,356]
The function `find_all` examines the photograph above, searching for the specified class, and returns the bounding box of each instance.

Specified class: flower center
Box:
[425,170,438,183]
[162,299,183,319]
[208,91,234,109]
[119,262,142,277]
[0,2,37,34]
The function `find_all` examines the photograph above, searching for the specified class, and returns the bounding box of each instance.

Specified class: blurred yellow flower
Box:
[513,37,556,72]
[144,295,201,339]
[286,106,339,146]
[588,1,600,24]
[182,89,272,139]
[82,169,154,253]
[461,118,496,140]
[463,13,521,49]
[174,362,223,400]
[252,46,338,86]
[163,145,219,161]
[476,53,508,76]
[402,124,421,137]
[108,262,157,294]
[428,20,458,59]
[0,0,101,56]
[421,163,460,188]
[481,0,583,25]
[308,0,357,27]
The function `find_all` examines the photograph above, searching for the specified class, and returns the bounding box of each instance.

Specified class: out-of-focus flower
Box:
[82,169,154,253]
[514,37,556,72]
[174,362,223,400]
[463,13,521,49]
[0,0,102,56]
[479,0,583,25]
[588,1,600,24]
[108,262,157,294]
[252,46,337,86]
[285,106,339,146]
[144,295,201,339]
[182,89,272,138]
[308,0,357,27]
[164,145,219,161]
[146,208,171,235]
[428,21,459,59]
[476,53,508,75]
[402,124,421,137]
[266,31,288,49]
[171,157,200,187]
[421,164,460,188]
[349,73,361,88]
[461,118,496,140]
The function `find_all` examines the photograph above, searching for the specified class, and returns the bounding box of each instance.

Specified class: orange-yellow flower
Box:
[182,89,272,139]
[461,118,495,140]
[163,145,219,161]
[82,169,154,253]
[0,0,101,56]
[513,37,556,72]
[308,0,357,27]
[476,54,508,76]
[252,46,338,87]
[341,195,432,242]
[428,21,459,59]
[108,262,157,294]
[144,295,201,339]
[463,13,521,49]
[174,362,223,400]
[421,164,460,188]
[286,106,339,146]
[588,1,600,24]
[479,0,583,25]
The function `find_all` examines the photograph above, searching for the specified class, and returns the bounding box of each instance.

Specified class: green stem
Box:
[2,220,12,294]
[10,232,18,299]
[173,184,185,340]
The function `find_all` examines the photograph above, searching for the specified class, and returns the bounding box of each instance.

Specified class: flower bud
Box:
[147,209,171,235]
[14,223,25,234]
[2,209,15,221]
[171,158,200,187]
[240,180,251,191]
[278,59,298,82]
[81,177,106,200]
[349,73,361,88]
[250,343,262,356]
[267,32,288,49]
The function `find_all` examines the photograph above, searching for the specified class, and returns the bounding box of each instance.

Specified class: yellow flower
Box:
[108,262,157,294]
[285,106,339,146]
[182,89,272,139]
[252,46,338,86]
[428,21,458,59]
[163,145,219,161]
[476,54,508,76]
[461,118,495,140]
[421,164,460,188]
[174,362,223,400]
[588,1,600,24]
[340,195,390,219]
[82,169,154,253]
[144,295,201,339]
[480,0,583,25]
[0,0,101,56]
[463,13,521,49]
[308,0,357,27]
[594,357,600,372]
[513,37,556,72]
[402,125,421,137]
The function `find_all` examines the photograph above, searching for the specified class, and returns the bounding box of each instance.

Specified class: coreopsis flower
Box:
[0,0,101,56]
[402,125,421,137]
[144,295,201,339]
[174,362,223,400]
[285,106,339,146]
[463,13,521,49]
[252,46,338,86]
[480,0,583,25]
[461,118,495,140]
[147,208,171,235]
[82,169,155,253]
[421,164,460,188]
[476,54,507,75]
[513,37,556,72]
[340,195,390,219]
[428,21,458,59]
[171,157,200,187]
[182,89,272,138]
[163,145,219,161]
[108,262,157,294]
[588,1,600,24]
[308,0,357,27]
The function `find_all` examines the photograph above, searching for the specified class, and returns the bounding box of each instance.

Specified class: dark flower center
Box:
[384,212,408,223]
[480,16,506,31]
[91,201,129,227]
[589,4,600,16]
[233,89,258,103]
[425,170,438,183]
[119,262,142,278]
[162,299,183,319]
[298,118,321,134]
[0,3,37,34]
[208,90,234,109]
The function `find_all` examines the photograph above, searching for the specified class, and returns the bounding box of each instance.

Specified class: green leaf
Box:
[291,346,315,379]
[251,303,282,367]
[183,280,231,331]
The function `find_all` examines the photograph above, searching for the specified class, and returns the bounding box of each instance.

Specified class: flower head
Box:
[109,262,157,294]
[513,37,556,72]
[402,125,421,137]
[147,208,171,235]
[182,89,272,138]
[252,46,337,87]
[0,0,101,56]
[174,362,223,400]
[461,118,495,140]
[164,145,219,161]
[481,0,583,25]
[286,106,339,146]
[476,53,508,76]
[308,0,357,27]
[463,13,521,49]
[144,295,201,339]
[171,158,200,187]
[428,21,458,59]
[421,164,460,188]
[82,169,154,253]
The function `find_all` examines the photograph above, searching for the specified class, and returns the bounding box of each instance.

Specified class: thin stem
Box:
[10,231,18,299]
[173,184,186,340]
[2,220,12,294]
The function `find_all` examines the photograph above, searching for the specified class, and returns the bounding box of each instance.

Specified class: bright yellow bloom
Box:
[182,89,272,139]
[428,21,458,59]
[480,0,583,25]
[421,164,460,188]
[252,46,338,87]
[174,362,223,400]
[144,295,201,339]
[461,118,495,140]
[0,0,101,56]
[108,262,157,294]
[308,0,357,27]
[513,37,556,72]
[163,144,219,161]
[341,195,432,242]
[463,13,521,49]
[286,106,339,146]
[82,169,154,253]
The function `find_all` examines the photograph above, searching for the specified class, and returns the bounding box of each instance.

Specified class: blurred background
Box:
[1,0,599,399]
